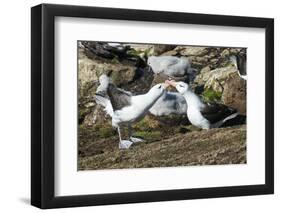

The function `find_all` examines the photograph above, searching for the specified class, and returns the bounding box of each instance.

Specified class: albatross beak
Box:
[165,79,177,88]
[162,82,169,89]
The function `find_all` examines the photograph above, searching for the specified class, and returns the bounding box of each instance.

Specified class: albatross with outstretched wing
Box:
[95,74,168,149]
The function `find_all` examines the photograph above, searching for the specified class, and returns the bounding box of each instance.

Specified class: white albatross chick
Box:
[149,91,187,116]
[166,80,238,129]
[95,74,168,149]
[147,55,197,80]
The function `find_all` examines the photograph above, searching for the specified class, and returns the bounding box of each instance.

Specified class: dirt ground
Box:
[78,124,246,170]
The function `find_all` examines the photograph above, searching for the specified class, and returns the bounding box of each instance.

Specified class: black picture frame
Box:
[31,3,274,209]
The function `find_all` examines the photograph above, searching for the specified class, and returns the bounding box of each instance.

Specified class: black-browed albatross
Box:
[229,54,247,80]
[166,80,238,129]
[95,74,169,149]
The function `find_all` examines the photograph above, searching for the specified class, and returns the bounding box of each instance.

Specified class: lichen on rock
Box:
[222,72,247,115]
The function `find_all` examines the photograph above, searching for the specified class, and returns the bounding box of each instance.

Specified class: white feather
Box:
[148,56,191,77]
[149,91,187,116]
[94,95,114,117]
[96,74,110,93]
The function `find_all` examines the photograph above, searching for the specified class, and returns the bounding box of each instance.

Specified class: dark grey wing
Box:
[107,84,132,111]
[200,102,237,124]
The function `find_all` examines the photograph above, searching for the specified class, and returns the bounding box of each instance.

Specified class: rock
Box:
[229,48,243,55]
[110,65,136,85]
[210,58,219,64]
[152,44,176,55]
[83,105,109,126]
[129,44,154,55]
[78,44,155,125]
[194,64,246,114]
[78,47,140,95]
[85,102,95,108]
[120,67,154,95]
[196,65,238,93]
[150,73,167,86]
[222,72,246,115]
[161,49,179,56]
[195,56,209,63]
[193,66,210,85]
[78,57,99,92]
[128,44,176,57]
[221,49,230,58]
[81,41,132,60]
[175,46,209,56]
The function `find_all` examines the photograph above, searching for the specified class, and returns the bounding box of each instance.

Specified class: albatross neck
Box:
[136,90,164,110]
[182,89,204,108]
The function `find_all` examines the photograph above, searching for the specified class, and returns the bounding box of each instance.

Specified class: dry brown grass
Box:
[78,125,246,170]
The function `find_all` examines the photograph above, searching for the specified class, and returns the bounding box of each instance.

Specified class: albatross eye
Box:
[158,85,162,89]
[179,84,184,87]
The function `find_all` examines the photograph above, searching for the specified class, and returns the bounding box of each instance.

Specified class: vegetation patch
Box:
[133,131,162,142]
[97,126,116,138]
[202,88,222,102]
[133,116,161,131]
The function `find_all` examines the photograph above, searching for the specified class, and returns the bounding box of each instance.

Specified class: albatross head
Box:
[166,80,189,94]
[148,83,169,98]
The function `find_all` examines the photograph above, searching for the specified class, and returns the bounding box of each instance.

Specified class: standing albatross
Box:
[166,80,238,129]
[229,55,247,80]
[95,74,169,149]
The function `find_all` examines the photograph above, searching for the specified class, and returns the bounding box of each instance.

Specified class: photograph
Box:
[29,2,274,209]
[78,41,247,170]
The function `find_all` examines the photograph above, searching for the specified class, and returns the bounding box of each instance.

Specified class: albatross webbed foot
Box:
[119,140,133,149]
[130,137,145,143]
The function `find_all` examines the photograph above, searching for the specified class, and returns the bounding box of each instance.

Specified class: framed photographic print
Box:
[31,3,274,209]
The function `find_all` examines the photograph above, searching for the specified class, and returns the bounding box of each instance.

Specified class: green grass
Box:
[133,131,162,141]
[133,116,160,131]
[202,88,222,102]
[97,127,116,138]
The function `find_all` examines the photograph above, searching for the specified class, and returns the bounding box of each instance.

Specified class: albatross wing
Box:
[107,84,132,111]
[94,94,114,117]
[200,102,237,124]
